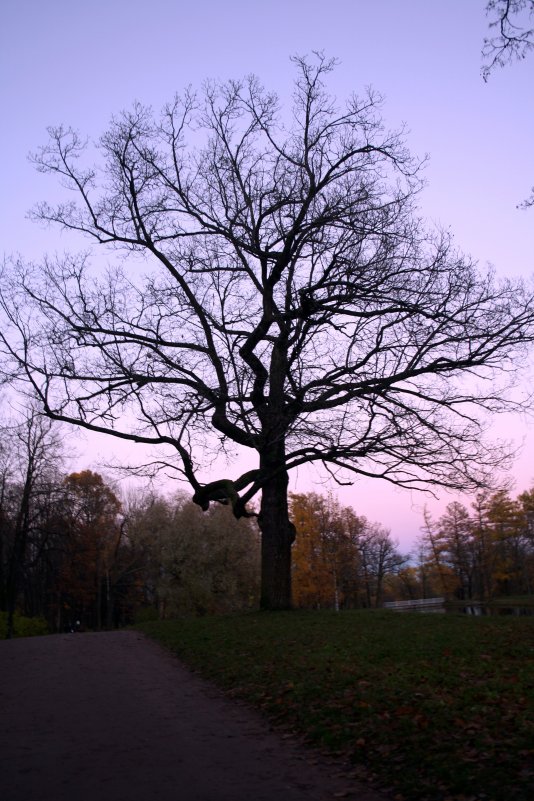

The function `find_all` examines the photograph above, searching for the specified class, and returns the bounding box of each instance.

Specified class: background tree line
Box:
[2,409,534,636]
[391,488,534,603]
[0,411,135,635]
[1,410,409,632]
[290,492,406,610]
[0,412,261,635]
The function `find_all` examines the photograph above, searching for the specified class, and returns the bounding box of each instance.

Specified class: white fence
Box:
[383,597,445,612]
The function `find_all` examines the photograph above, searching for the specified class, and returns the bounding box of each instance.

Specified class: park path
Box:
[0,630,388,801]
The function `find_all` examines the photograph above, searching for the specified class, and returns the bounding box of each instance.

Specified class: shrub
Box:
[0,611,50,638]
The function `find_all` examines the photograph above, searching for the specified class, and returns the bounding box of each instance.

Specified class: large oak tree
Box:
[2,55,534,609]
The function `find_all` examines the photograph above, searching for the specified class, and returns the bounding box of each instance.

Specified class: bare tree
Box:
[357,523,406,608]
[2,55,534,609]
[482,0,534,79]
[0,410,62,637]
[481,1,534,207]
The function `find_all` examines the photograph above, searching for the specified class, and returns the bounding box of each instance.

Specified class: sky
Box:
[1,0,533,550]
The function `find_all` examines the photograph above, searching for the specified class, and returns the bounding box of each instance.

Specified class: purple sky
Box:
[1,1,533,550]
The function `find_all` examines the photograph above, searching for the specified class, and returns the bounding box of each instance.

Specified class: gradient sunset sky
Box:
[1,0,533,549]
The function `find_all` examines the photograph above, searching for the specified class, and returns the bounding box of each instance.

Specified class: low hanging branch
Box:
[192,469,262,517]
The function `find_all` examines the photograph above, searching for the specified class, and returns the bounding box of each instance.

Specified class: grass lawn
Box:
[137,610,534,801]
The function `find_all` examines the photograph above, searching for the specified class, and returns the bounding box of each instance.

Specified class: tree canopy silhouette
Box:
[2,55,534,609]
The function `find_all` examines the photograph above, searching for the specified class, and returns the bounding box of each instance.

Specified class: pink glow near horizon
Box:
[1,0,533,551]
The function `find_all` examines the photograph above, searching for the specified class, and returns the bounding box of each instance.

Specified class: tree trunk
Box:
[258,462,295,611]
[96,555,102,631]
[5,471,33,639]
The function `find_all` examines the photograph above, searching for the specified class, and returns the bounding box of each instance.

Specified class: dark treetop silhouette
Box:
[2,55,534,609]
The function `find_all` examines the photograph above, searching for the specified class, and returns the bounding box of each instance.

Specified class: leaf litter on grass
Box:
[138,609,534,801]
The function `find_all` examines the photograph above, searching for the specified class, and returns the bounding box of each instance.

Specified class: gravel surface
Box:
[0,630,389,801]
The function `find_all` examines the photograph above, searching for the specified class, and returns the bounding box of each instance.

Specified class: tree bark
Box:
[258,459,295,611]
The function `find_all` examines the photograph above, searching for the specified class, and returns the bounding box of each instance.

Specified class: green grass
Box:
[138,610,534,801]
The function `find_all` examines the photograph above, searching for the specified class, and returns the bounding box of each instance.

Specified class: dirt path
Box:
[0,631,388,801]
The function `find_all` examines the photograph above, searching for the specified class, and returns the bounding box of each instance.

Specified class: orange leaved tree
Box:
[56,471,122,629]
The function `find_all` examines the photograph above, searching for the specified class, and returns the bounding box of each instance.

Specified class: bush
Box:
[0,611,50,638]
